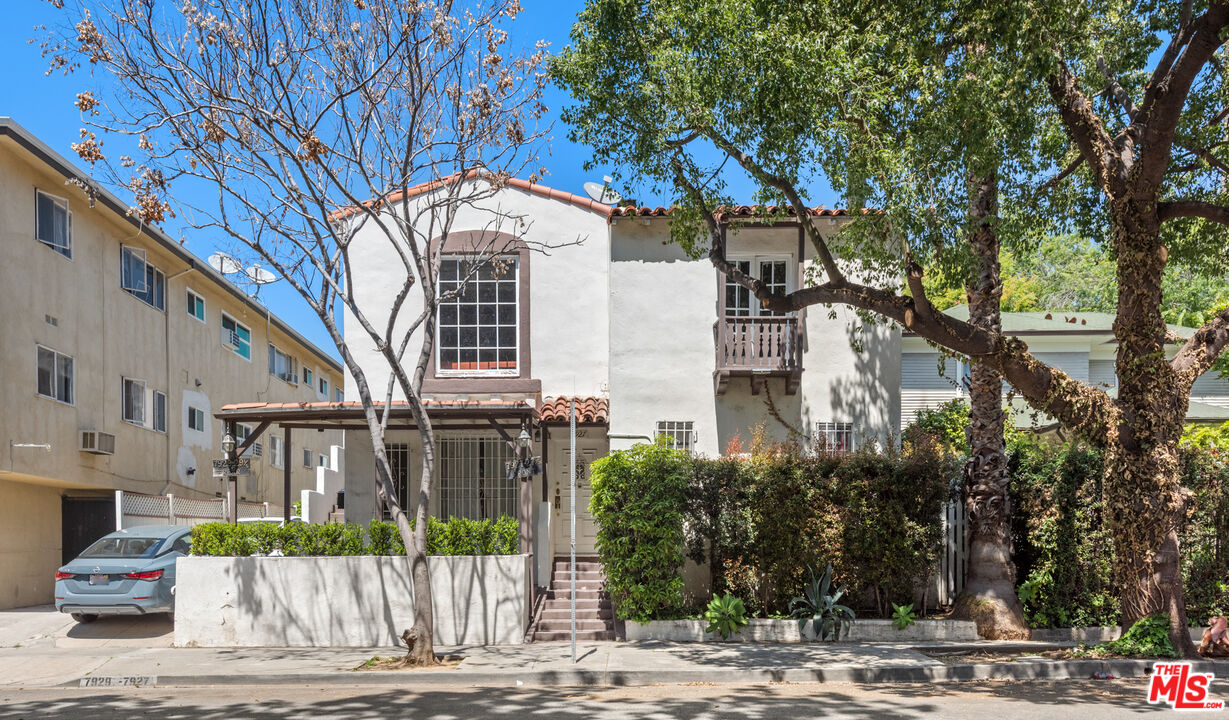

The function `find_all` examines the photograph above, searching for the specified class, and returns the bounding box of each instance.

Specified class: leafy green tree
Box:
[557,0,1229,656]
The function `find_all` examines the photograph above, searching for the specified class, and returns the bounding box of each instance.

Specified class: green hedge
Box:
[189,515,520,557]
[590,431,953,621]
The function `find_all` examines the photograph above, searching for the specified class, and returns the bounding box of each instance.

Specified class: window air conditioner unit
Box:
[80,430,116,455]
[223,330,240,349]
[252,442,263,457]
[279,372,297,383]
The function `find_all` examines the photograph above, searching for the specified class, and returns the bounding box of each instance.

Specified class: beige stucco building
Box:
[0,118,344,609]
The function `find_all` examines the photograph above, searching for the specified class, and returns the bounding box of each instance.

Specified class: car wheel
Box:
[70,613,99,623]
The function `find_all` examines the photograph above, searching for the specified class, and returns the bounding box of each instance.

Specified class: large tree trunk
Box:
[1105,200,1198,658]
[954,172,1031,639]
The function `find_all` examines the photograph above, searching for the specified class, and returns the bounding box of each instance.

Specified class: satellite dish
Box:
[583,176,623,205]
[208,252,242,275]
[246,265,277,285]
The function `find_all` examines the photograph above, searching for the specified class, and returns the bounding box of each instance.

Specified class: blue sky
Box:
[0,1,815,360]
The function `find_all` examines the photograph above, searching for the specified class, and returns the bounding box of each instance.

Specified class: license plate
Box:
[89,574,108,585]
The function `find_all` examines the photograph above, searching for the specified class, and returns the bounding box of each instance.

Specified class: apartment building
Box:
[0,118,344,609]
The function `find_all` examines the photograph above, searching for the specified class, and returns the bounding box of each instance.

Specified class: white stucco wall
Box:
[174,554,531,647]
[341,182,611,402]
[608,218,899,457]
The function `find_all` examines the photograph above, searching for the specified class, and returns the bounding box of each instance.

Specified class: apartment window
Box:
[386,444,411,514]
[120,246,166,310]
[656,421,696,455]
[438,435,518,521]
[221,314,252,360]
[334,387,344,403]
[303,448,313,468]
[268,344,297,383]
[815,422,854,454]
[303,368,313,386]
[122,379,166,432]
[725,257,790,317]
[318,376,329,398]
[36,346,73,404]
[36,190,72,258]
[188,406,206,432]
[318,453,329,469]
[269,435,284,469]
[186,289,206,323]
[437,256,519,374]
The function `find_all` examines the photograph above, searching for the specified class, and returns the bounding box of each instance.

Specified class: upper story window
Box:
[36,190,72,258]
[318,376,329,398]
[437,256,519,375]
[656,420,696,455]
[186,289,206,323]
[123,378,167,433]
[36,345,74,404]
[187,406,206,432]
[269,434,284,469]
[303,368,313,387]
[120,245,166,310]
[815,422,854,454]
[268,344,298,383]
[725,257,790,317]
[334,387,344,403]
[221,313,252,361]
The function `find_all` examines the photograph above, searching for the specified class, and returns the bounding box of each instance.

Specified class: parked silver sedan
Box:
[54,525,191,622]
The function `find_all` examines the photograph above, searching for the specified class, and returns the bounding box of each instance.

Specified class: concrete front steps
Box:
[531,558,616,642]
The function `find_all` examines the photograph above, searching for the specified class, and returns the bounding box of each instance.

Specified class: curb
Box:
[64,659,1228,688]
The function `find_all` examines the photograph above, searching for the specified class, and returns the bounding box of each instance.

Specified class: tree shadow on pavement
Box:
[0,679,1186,720]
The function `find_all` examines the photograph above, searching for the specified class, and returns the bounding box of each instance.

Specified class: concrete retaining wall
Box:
[624,618,978,643]
[174,554,531,647]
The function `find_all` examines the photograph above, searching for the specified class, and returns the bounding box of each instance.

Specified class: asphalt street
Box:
[0,680,1201,719]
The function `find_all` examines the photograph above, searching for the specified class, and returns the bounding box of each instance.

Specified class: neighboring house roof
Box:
[933,305,1195,338]
[216,399,534,424]
[0,117,343,373]
[539,396,609,425]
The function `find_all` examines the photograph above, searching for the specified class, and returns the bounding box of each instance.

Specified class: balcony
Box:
[713,316,803,395]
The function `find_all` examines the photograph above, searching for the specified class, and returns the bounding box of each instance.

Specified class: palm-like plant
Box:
[789,563,855,641]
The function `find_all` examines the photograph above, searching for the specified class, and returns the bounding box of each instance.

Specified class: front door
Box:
[552,439,601,556]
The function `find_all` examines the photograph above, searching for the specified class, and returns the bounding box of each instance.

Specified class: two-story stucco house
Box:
[216,176,898,639]
[0,119,344,609]
[901,305,1229,429]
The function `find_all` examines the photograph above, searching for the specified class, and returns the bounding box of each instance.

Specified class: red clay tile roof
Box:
[539,396,609,424]
[609,205,866,220]
[331,171,612,220]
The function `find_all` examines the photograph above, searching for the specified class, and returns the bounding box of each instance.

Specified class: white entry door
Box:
[552,443,600,556]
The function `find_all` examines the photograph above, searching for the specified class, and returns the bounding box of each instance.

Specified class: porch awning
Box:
[215,399,535,430]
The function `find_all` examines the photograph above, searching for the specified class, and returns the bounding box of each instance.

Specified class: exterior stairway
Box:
[531,557,616,641]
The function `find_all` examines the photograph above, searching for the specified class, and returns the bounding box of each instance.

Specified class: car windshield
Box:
[78,535,167,559]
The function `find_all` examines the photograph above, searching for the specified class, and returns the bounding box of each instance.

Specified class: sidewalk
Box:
[2,606,1224,688]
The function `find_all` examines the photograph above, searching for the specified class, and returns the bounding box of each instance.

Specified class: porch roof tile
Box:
[539,396,609,425]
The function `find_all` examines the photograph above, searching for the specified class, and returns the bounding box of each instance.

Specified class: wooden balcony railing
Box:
[714,316,803,394]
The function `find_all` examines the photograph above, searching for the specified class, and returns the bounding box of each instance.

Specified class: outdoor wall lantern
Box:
[507,425,541,481]
[221,432,236,457]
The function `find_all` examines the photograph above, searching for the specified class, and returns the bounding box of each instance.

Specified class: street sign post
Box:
[211,457,251,478]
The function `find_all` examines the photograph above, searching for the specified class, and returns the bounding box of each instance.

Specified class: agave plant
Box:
[789,563,855,641]
[704,593,749,640]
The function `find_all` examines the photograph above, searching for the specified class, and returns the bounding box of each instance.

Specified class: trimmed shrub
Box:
[590,440,691,622]
[188,515,519,557]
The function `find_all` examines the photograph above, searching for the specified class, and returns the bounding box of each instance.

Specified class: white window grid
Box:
[186,289,206,323]
[437,435,518,521]
[436,256,519,375]
[188,407,206,432]
[36,190,72,258]
[725,256,791,317]
[36,345,74,405]
[656,421,696,455]
[221,313,252,360]
[120,245,166,310]
[268,344,298,383]
[815,422,855,455]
